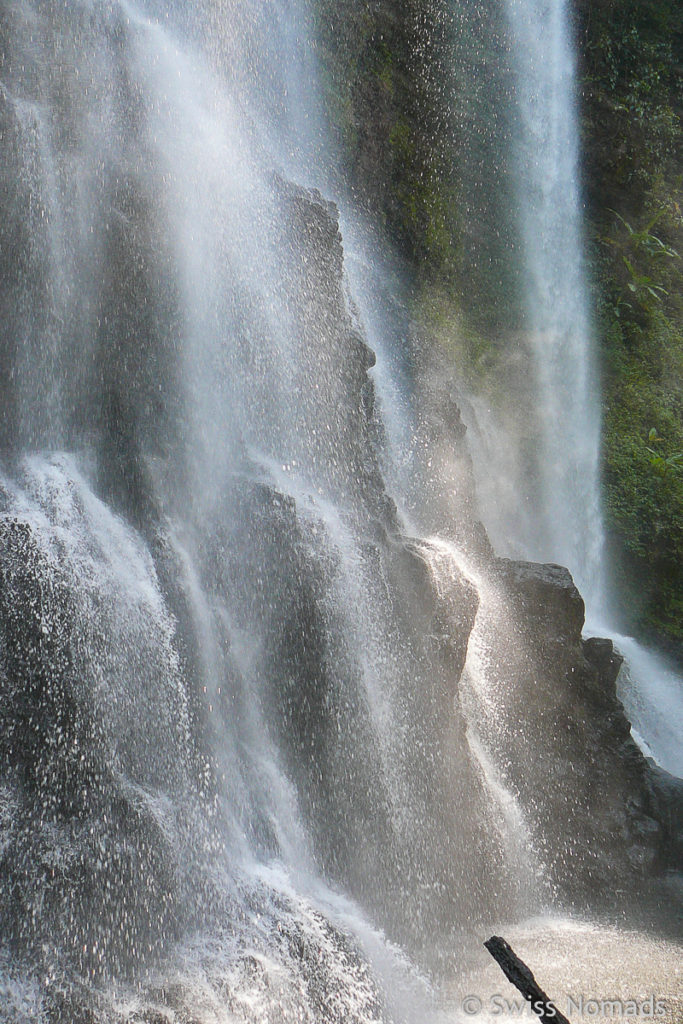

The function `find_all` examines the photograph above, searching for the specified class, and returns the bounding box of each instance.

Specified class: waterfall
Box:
[497,0,603,601]
[0,1,678,1020]
[0,2,523,1017]
[463,0,683,776]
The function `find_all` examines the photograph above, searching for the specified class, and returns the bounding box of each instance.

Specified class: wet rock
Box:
[583,636,624,689]
[473,562,667,898]
[272,175,392,525]
[128,1012,173,1024]
[0,489,195,976]
[403,537,479,683]
[46,990,98,1024]
[494,558,586,639]
[645,767,683,872]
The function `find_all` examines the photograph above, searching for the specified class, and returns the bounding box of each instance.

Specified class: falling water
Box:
[0,2,523,1018]
[500,0,603,601]
[463,0,683,775]
[0,2,679,1021]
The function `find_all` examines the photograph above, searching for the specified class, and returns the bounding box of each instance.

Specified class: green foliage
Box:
[601,307,683,641]
[313,0,461,282]
[413,283,501,384]
[582,8,681,188]
[601,208,680,314]
[645,428,683,475]
[580,0,683,645]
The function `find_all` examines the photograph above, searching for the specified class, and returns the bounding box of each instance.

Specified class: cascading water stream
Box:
[0,2,680,1021]
[0,2,531,1018]
[464,0,683,777]
[489,0,603,602]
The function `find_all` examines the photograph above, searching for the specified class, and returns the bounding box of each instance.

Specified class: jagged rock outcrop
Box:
[495,560,586,639]
[271,177,394,525]
[0,170,675,979]
[483,556,673,898]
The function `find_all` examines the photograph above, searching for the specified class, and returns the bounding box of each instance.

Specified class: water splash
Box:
[0,2,520,1014]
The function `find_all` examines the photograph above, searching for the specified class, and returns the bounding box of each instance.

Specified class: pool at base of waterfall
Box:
[2,909,681,1024]
[441,917,683,1024]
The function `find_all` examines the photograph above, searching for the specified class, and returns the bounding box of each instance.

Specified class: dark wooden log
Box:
[484,936,572,1024]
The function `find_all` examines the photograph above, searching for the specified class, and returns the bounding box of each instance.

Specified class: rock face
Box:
[271,177,389,521]
[495,559,586,639]
[0,479,188,975]
[0,172,676,978]
[481,556,674,898]
[395,321,679,900]
[2,3,679,1020]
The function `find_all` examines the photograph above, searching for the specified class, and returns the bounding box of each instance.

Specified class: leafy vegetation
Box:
[578,0,683,645]
[601,307,683,640]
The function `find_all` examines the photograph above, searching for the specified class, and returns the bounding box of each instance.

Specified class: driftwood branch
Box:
[484,936,572,1024]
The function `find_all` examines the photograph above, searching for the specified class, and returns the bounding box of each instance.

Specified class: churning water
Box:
[0,2,515,1017]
